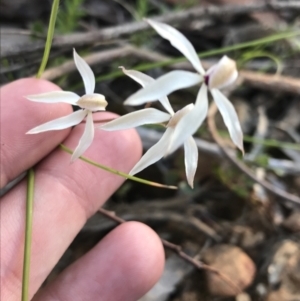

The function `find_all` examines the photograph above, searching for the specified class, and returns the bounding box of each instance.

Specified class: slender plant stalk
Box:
[21,169,35,301]
[217,130,300,151]
[36,0,60,78]
[242,136,300,151]
[94,30,300,83]
[60,144,177,189]
[22,1,60,300]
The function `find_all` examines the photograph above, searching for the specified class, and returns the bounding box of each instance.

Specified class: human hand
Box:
[1,78,164,301]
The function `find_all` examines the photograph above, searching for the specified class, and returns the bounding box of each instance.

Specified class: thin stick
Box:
[161,239,241,295]
[98,207,241,295]
[207,103,300,205]
[21,169,35,301]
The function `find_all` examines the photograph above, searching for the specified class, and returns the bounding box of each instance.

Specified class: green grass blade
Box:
[21,169,35,301]
[22,1,60,300]
[94,30,300,83]
[243,135,300,151]
[219,130,300,151]
[36,0,60,78]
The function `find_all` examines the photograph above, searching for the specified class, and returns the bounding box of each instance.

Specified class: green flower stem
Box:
[22,1,60,300]
[60,144,177,189]
[36,0,60,78]
[21,169,35,301]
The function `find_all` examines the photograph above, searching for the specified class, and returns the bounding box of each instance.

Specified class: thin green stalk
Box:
[242,136,300,151]
[219,131,300,151]
[60,144,177,189]
[93,30,300,83]
[36,0,60,78]
[22,1,60,300]
[21,169,35,301]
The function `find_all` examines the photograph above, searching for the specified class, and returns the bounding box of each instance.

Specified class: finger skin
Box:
[0,78,73,188]
[34,222,165,301]
[1,78,165,301]
[1,112,143,300]
[1,98,149,301]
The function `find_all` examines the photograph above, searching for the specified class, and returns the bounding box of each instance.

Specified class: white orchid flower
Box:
[100,68,207,188]
[26,49,108,161]
[124,19,244,153]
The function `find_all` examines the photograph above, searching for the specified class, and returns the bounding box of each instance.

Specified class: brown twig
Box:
[160,239,241,296]
[207,102,300,205]
[239,70,300,95]
[97,206,221,241]
[98,207,241,295]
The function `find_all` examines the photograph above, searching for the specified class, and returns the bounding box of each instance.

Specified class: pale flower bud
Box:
[76,93,108,111]
[205,56,238,90]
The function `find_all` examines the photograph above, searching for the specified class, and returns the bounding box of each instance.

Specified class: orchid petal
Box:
[71,111,94,162]
[211,89,244,153]
[27,109,87,134]
[124,71,202,106]
[184,136,198,188]
[129,127,174,175]
[73,48,95,95]
[167,84,208,154]
[146,19,205,75]
[100,108,171,131]
[26,91,80,105]
[121,67,174,115]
